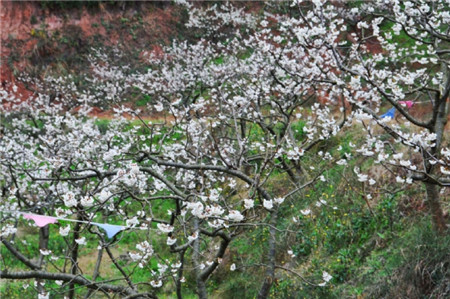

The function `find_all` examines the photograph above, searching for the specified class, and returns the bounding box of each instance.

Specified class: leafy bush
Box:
[362,220,449,299]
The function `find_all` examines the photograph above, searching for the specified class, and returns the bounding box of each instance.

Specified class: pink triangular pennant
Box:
[24,214,58,227]
[399,101,414,109]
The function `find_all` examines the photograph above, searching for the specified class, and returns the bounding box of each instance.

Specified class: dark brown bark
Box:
[38,225,49,267]
[423,62,449,233]
[176,250,186,299]
[193,219,208,299]
[425,183,447,233]
[68,219,81,299]
[257,210,278,299]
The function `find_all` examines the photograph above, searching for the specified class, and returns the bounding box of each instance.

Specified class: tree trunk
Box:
[257,210,278,299]
[38,225,49,267]
[84,247,103,299]
[424,51,448,233]
[68,219,81,299]
[176,250,186,299]
[37,225,49,295]
[193,220,208,299]
[196,277,208,299]
[424,183,447,233]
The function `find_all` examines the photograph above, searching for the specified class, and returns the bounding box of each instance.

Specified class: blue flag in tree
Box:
[380,107,396,119]
[93,223,125,239]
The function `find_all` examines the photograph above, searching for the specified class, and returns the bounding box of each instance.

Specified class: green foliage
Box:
[237,47,254,60]
[135,94,152,107]
[291,120,306,141]
[360,220,449,298]
[214,125,444,299]
[213,55,224,65]
[95,118,109,134]
[0,280,35,299]
[30,15,38,25]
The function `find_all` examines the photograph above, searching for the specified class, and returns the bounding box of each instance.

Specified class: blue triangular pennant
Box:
[93,223,125,239]
[380,107,395,119]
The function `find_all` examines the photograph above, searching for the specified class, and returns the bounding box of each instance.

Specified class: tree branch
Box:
[1,238,41,270]
[0,270,140,297]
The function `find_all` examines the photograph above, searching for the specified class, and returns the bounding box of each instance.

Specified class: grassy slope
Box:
[2,119,447,298]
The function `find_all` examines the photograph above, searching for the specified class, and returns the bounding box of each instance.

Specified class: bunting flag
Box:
[24,213,58,227]
[380,107,396,119]
[93,223,125,239]
[399,101,414,108]
[2,211,127,239]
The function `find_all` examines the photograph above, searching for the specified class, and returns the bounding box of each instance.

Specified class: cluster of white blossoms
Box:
[0,223,17,237]
[133,240,154,268]
[318,271,333,287]
[157,223,174,234]
[62,192,77,208]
